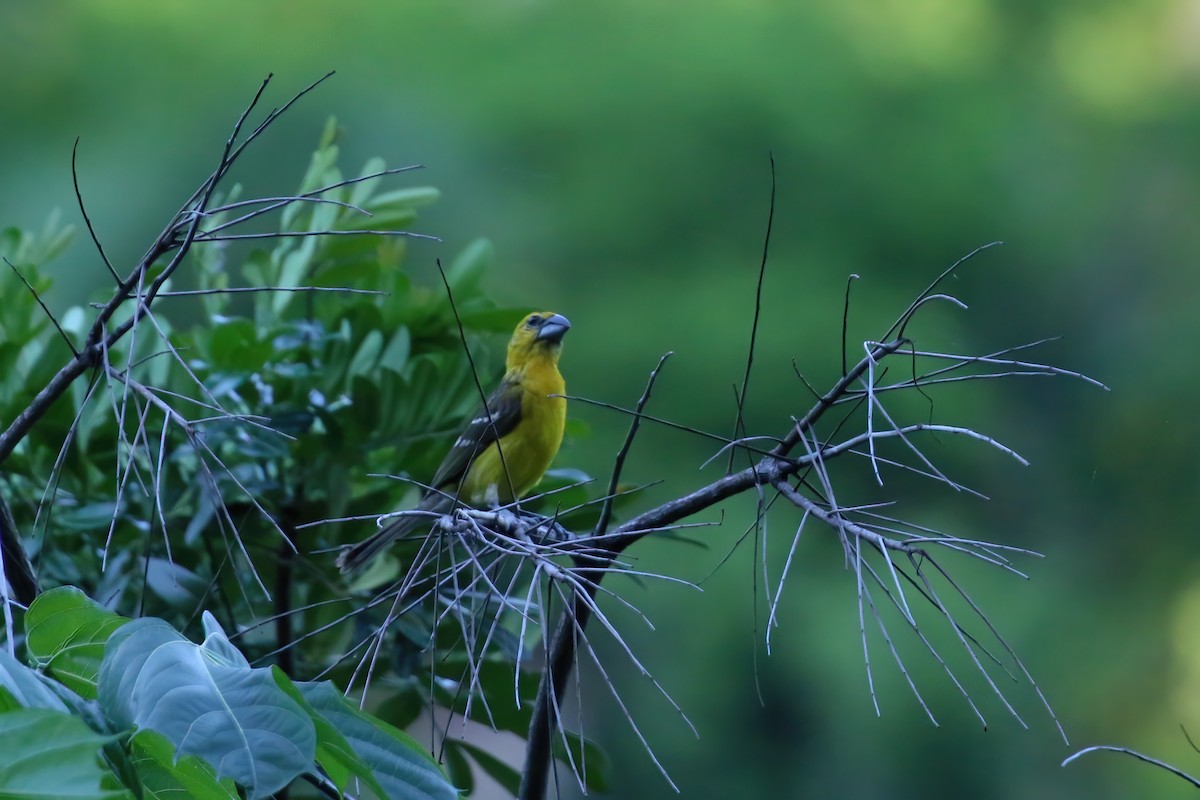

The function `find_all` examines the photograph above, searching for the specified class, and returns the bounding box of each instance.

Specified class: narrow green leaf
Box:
[432,660,535,738]
[364,187,441,214]
[445,239,492,295]
[349,329,385,377]
[552,732,612,793]
[348,156,387,208]
[379,326,411,374]
[457,741,520,796]
[441,742,473,797]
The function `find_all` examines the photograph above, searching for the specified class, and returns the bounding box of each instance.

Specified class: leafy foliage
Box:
[0,117,604,798]
[0,587,458,798]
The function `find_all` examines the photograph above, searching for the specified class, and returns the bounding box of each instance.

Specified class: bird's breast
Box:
[461,360,565,505]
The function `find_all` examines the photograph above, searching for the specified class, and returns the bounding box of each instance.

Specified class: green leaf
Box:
[445,239,492,295]
[0,687,19,714]
[348,157,387,208]
[365,186,441,212]
[273,672,388,800]
[457,741,520,796]
[552,732,612,793]
[26,586,130,699]
[349,329,385,378]
[0,651,73,712]
[377,686,425,730]
[128,730,240,800]
[142,558,208,608]
[433,660,535,738]
[98,613,316,799]
[0,707,129,799]
[55,501,120,533]
[97,618,180,732]
[441,742,473,797]
[298,680,459,800]
[352,187,440,233]
[380,326,412,374]
[207,318,273,371]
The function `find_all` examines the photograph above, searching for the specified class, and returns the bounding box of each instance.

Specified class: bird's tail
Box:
[0,492,38,605]
[335,494,449,576]
[335,515,420,576]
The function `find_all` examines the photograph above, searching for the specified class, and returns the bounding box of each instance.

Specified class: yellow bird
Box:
[337,311,571,574]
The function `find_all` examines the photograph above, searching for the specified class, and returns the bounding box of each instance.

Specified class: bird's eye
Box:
[526,315,543,328]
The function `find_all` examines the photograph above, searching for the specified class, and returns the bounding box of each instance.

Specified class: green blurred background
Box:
[3,1,1199,797]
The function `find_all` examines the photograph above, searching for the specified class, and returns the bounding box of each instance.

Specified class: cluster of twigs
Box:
[0,72,1111,800]
[315,238,1105,798]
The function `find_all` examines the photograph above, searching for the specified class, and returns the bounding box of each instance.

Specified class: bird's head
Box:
[507,311,571,369]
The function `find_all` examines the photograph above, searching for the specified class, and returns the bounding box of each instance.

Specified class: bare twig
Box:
[726,152,775,473]
[71,137,120,283]
[4,258,77,357]
[594,352,672,538]
[1063,745,1200,788]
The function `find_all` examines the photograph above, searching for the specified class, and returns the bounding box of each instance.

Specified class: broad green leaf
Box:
[0,650,72,712]
[128,730,239,800]
[55,501,120,533]
[26,586,129,699]
[142,558,208,608]
[98,618,196,731]
[0,707,129,799]
[299,681,458,800]
[273,671,387,800]
[99,614,316,799]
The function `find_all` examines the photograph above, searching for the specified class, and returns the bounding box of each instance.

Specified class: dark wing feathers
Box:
[336,378,526,575]
[429,377,524,491]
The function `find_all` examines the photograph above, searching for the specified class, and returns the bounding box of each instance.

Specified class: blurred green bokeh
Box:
[3,2,1200,797]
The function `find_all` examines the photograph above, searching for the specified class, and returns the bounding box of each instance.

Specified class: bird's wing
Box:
[430,377,524,493]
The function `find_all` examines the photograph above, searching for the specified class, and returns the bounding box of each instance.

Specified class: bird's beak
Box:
[536,313,571,343]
